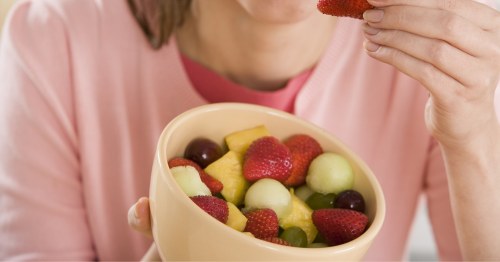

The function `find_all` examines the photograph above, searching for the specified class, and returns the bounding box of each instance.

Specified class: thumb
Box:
[128,197,152,238]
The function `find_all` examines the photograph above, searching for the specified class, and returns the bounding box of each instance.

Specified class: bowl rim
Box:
[153,102,386,256]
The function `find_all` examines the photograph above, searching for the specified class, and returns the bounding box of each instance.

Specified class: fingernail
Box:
[366,0,383,5]
[364,40,380,52]
[363,24,380,35]
[364,9,384,22]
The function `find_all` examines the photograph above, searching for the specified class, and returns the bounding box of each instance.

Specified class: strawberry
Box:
[317,0,374,19]
[243,136,292,183]
[168,157,223,194]
[244,208,279,239]
[261,237,291,246]
[283,134,323,187]
[312,208,368,246]
[190,195,229,223]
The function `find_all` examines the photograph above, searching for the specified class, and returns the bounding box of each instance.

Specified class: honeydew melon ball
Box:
[306,153,354,195]
[244,178,292,219]
[171,166,211,197]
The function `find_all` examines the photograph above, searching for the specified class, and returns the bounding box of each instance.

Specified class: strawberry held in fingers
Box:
[283,134,323,187]
[317,0,373,19]
[312,208,368,246]
[169,157,223,194]
[243,136,292,183]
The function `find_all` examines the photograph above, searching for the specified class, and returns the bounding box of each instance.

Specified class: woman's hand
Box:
[361,1,500,259]
[128,197,161,261]
[362,0,500,151]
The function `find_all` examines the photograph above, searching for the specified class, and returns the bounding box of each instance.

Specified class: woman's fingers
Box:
[129,198,160,260]
[363,38,460,100]
[128,197,152,238]
[363,5,496,58]
[361,0,500,96]
[362,24,491,89]
[366,0,500,30]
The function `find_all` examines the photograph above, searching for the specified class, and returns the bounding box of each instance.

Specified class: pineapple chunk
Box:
[226,202,248,231]
[279,190,318,244]
[224,125,270,155]
[243,232,255,238]
[204,151,249,205]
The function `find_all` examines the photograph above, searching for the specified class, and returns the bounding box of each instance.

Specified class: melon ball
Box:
[244,178,292,219]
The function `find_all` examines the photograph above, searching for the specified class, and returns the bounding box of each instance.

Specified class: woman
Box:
[0,0,499,260]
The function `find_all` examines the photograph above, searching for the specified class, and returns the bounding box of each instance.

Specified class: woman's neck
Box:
[175,0,337,91]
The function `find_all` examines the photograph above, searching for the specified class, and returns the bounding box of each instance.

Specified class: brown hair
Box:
[127,0,191,49]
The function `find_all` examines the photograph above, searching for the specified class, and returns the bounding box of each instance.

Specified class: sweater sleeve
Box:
[0,1,94,260]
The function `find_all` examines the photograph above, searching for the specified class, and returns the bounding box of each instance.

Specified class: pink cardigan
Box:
[2,0,497,260]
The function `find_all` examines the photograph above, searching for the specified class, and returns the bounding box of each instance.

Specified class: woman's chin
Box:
[236,0,320,24]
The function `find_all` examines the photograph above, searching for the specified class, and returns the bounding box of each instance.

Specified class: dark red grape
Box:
[334,190,365,213]
[184,137,223,168]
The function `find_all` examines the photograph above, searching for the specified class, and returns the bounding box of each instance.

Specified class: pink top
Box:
[0,0,498,260]
[180,53,312,113]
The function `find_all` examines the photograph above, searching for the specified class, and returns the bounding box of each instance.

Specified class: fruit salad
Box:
[168,125,369,248]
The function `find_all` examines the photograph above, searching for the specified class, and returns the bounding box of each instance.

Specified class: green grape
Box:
[305,192,336,210]
[308,242,328,248]
[280,227,308,248]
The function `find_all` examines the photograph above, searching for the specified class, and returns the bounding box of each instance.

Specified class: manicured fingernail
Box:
[366,0,383,5]
[363,9,384,22]
[364,40,380,52]
[363,24,380,35]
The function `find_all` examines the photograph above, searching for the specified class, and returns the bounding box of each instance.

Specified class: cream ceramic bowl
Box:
[149,103,385,261]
